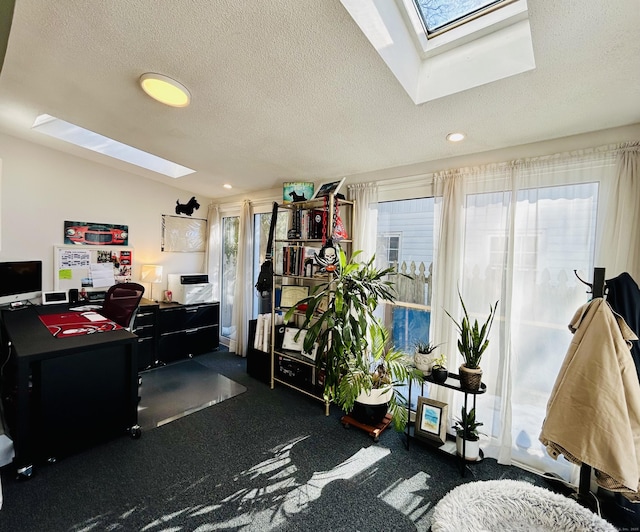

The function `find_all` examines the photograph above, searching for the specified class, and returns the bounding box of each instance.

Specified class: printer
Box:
[167,273,214,305]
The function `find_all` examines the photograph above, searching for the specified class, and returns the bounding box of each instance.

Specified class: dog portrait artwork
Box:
[288,190,307,202]
[282,182,314,204]
[175,196,200,216]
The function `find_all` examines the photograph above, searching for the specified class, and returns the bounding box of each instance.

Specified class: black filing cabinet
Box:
[157,302,220,364]
[132,299,159,370]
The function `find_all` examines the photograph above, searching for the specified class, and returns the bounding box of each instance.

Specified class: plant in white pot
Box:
[339,319,421,431]
[285,249,423,431]
[413,340,440,375]
[453,406,483,461]
[445,290,498,391]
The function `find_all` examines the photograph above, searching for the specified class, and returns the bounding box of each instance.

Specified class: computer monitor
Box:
[0,260,43,306]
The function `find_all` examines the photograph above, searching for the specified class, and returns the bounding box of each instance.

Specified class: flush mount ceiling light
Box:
[139,73,191,108]
[446,132,466,142]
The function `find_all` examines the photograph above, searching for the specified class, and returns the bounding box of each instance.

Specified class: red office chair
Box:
[101,282,145,330]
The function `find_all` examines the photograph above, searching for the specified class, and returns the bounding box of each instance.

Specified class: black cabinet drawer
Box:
[134,309,156,327]
[158,304,219,333]
[136,336,156,370]
[157,330,187,364]
[158,324,219,363]
[133,322,155,339]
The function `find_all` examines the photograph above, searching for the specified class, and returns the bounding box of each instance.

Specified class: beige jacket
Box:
[539,298,640,495]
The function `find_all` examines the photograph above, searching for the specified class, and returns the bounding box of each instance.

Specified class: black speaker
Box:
[69,288,79,304]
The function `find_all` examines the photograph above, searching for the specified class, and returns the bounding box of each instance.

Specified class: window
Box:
[489,234,538,270]
[377,233,401,264]
[377,198,436,410]
[252,209,291,318]
[221,216,239,340]
[462,181,599,480]
[413,0,513,36]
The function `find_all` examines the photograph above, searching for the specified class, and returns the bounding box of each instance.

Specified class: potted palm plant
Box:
[284,249,423,431]
[445,290,498,391]
[453,406,483,461]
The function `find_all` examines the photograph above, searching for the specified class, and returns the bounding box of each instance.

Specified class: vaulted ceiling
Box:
[0,0,638,199]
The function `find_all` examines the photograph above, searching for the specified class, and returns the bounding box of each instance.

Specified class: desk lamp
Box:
[140,264,163,302]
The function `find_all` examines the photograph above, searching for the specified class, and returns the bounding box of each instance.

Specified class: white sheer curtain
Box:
[204,203,221,301]
[229,200,253,356]
[348,183,378,262]
[598,142,640,279]
[430,171,467,406]
[430,147,621,484]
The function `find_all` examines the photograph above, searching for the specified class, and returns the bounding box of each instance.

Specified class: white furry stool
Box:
[431,479,616,532]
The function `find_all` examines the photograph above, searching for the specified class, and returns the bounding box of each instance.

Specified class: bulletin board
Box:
[53,245,134,292]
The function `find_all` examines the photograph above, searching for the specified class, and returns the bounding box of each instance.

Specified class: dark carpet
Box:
[0,350,633,531]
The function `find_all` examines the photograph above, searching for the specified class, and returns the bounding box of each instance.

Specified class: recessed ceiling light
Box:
[446,132,465,142]
[139,73,191,108]
[223,184,233,189]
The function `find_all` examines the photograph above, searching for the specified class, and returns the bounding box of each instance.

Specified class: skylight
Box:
[413,0,512,36]
[340,0,534,104]
[31,114,195,178]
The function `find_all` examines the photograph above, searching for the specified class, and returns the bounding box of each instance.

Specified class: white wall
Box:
[0,133,212,297]
[219,124,640,207]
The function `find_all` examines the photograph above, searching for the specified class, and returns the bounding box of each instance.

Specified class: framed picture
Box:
[280,285,309,308]
[283,182,314,203]
[64,220,129,246]
[415,397,448,446]
[161,215,206,252]
[281,327,318,360]
[310,177,346,200]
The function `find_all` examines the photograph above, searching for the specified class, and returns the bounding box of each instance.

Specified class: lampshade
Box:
[141,264,163,284]
[139,73,191,107]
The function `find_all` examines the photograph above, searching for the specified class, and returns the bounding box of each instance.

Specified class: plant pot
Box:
[414,352,437,374]
[431,366,448,383]
[456,434,480,461]
[351,387,392,426]
[459,364,482,391]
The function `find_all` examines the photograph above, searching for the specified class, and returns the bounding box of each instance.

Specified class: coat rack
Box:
[573,266,606,508]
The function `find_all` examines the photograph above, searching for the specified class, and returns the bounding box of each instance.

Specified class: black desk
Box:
[1,304,139,478]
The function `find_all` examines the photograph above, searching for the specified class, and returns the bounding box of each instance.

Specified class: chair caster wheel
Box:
[129,425,142,439]
[17,464,33,479]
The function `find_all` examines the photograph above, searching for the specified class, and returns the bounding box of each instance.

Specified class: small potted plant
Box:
[453,406,483,461]
[413,340,439,375]
[445,290,498,390]
[430,353,448,383]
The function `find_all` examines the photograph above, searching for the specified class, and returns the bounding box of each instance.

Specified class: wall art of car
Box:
[64,223,128,245]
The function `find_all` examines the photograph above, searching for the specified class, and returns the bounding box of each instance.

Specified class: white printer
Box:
[167,273,214,305]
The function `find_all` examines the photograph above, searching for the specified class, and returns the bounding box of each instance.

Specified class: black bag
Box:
[255,202,278,295]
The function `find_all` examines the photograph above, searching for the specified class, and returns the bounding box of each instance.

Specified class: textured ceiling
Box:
[0,0,638,199]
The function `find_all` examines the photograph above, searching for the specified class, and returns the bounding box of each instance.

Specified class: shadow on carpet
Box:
[137,358,247,430]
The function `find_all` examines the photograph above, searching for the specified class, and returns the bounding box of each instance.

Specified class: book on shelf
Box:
[287,208,325,240]
[282,245,322,276]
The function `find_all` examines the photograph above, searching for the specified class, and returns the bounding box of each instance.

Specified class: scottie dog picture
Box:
[175,196,200,216]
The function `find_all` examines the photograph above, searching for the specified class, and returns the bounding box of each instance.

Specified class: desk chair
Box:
[101,282,145,331]
[101,283,145,394]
